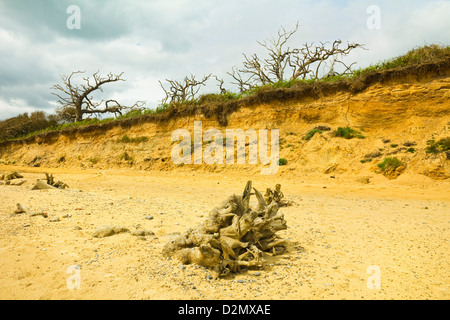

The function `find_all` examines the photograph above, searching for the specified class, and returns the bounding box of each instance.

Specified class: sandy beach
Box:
[0,165,448,300]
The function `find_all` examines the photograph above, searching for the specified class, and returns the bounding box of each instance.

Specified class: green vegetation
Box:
[278,158,288,166]
[406,147,416,153]
[390,144,398,148]
[120,151,134,164]
[119,134,149,143]
[426,137,450,154]
[377,157,405,172]
[352,44,450,77]
[334,127,365,139]
[303,128,323,141]
[88,157,99,164]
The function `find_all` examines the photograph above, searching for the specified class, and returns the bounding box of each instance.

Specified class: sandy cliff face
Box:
[0,77,449,181]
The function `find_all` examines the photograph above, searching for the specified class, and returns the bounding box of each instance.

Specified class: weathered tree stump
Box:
[31,173,69,190]
[1,171,23,181]
[162,181,290,278]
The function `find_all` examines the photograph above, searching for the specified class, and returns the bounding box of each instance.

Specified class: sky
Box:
[0,0,449,120]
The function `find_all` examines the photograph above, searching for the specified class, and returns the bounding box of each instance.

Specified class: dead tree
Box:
[227,66,254,93]
[215,76,227,94]
[230,22,363,91]
[288,39,362,80]
[159,74,211,104]
[51,71,133,122]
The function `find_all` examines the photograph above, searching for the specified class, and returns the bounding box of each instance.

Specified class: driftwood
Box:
[163,181,289,278]
[32,179,58,190]
[0,171,26,186]
[1,171,23,180]
[31,173,69,190]
[45,173,69,189]
[13,203,48,218]
[264,184,294,207]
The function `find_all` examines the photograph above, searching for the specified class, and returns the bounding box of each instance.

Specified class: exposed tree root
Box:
[163,181,290,278]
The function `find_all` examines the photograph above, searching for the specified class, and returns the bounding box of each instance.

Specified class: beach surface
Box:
[0,166,448,300]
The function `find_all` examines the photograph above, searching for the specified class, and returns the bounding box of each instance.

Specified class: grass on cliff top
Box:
[353,44,450,77]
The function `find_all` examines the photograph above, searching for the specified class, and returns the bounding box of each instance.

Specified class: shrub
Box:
[406,147,416,153]
[120,152,132,161]
[278,158,288,166]
[155,103,170,114]
[120,134,131,143]
[335,127,365,139]
[303,128,323,141]
[426,138,450,154]
[377,157,405,172]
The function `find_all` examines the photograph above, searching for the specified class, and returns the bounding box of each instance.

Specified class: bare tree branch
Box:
[159,74,212,104]
[214,76,227,94]
[227,66,254,93]
[232,22,363,89]
[51,71,129,122]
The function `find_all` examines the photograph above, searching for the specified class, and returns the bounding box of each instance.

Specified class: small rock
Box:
[49,217,60,222]
[237,279,245,284]
[253,272,261,276]
[145,215,153,220]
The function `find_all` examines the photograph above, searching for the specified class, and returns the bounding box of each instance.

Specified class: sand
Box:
[0,165,448,300]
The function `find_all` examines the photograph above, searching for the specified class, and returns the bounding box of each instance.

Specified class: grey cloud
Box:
[0,0,449,120]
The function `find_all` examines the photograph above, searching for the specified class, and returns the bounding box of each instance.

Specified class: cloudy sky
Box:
[0,0,449,120]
